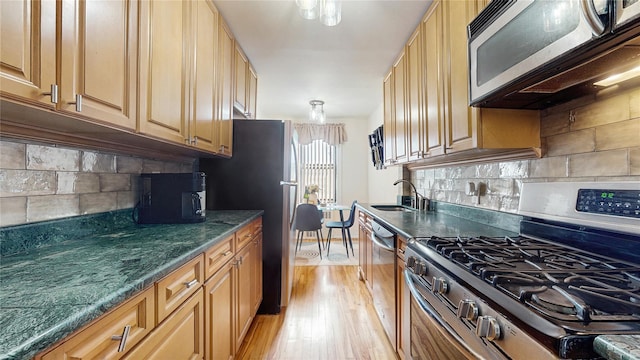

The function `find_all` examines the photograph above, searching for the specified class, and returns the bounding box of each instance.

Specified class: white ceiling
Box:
[214,0,432,122]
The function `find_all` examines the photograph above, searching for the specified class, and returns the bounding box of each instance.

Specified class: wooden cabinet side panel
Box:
[248,65,257,118]
[251,231,263,314]
[138,0,189,144]
[234,43,248,113]
[480,109,541,148]
[0,0,56,108]
[124,289,204,360]
[235,244,253,350]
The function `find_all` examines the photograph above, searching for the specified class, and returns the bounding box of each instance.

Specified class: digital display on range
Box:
[576,189,640,218]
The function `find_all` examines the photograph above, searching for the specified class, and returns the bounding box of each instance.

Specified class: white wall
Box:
[366,102,402,204]
[336,118,369,205]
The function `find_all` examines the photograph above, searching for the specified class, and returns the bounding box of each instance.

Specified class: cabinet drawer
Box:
[156,255,204,324]
[236,218,262,250]
[39,287,155,360]
[204,234,235,280]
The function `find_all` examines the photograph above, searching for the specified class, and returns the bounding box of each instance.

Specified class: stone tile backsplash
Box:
[0,140,194,227]
[412,87,640,215]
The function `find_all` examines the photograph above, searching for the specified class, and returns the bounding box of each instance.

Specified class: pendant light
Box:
[309,100,325,123]
[296,0,341,26]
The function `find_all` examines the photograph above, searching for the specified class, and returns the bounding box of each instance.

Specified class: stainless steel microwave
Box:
[468,0,640,109]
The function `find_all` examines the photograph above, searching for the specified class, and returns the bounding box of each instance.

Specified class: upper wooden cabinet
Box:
[217,18,234,157]
[1,0,254,160]
[383,71,395,165]
[0,0,56,109]
[384,0,541,168]
[1,0,138,129]
[137,0,190,144]
[191,0,220,153]
[247,65,258,119]
[234,44,248,115]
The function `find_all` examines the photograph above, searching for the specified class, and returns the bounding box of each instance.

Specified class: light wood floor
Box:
[237,265,397,360]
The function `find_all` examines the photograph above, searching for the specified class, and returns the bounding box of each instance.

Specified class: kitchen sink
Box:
[371,205,416,212]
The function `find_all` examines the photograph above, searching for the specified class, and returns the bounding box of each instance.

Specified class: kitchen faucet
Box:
[393,179,429,211]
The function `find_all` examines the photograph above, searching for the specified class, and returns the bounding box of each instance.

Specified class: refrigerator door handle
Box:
[280,181,298,186]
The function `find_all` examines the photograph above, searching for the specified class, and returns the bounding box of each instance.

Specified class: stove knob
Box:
[457,299,478,321]
[431,277,448,294]
[414,261,428,276]
[476,316,501,341]
[407,256,416,269]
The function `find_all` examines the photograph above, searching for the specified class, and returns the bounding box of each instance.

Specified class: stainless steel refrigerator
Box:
[199,119,297,314]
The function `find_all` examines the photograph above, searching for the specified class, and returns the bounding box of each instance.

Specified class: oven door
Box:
[403,269,508,360]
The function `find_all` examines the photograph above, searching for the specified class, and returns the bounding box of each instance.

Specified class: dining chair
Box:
[293,203,324,259]
[325,200,357,257]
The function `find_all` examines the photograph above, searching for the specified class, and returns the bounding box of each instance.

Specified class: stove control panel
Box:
[576,188,640,218]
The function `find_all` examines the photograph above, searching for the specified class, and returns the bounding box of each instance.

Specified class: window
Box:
[297,139,336,206]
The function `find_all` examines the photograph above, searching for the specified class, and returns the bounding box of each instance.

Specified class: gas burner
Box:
[531,290,578,315]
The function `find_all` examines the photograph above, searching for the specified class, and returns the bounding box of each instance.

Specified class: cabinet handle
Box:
[111,325,131,352]
[222,250,233,257]
[183,279,198,288]
[68,94,82,112]
[43,84,59,104]
[398,248,405,254]
[191,136,198,145]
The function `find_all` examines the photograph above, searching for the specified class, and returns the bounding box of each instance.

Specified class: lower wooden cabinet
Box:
[396,236,408,360]
[36,217,263,360]
[123,289,204,360]
[39,288,155,360]
[204,261,235,360]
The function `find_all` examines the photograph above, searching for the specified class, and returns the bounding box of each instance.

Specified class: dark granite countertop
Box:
[0,210,262,360]
[356,202,521,239]
[594,335,640,360]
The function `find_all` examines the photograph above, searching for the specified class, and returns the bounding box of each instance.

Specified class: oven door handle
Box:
[403,269,484,360]
[371,233,395,252]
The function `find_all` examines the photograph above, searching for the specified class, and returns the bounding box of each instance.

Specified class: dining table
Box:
[317,203,353,254]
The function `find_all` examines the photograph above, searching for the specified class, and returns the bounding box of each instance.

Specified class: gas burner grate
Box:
[416,235,640,322]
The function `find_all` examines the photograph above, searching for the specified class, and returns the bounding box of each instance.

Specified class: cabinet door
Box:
[396,253,406,360]
[382,71,395,165]
[138,0,190,144]
[156,255,204,324]
[443,0,481,153]
[247,65,258,119]
[40,288,155,360]
[406,26,424,161]
[217,18,234,157]
[235,243,252,351]
[191,0,219,152]
[423,1,446,157]
[58,0,138,129]
[358,215,368,282]
[0,0,57,109]
[204,261,235,360]
[393,51,408,163]
[123,289,204,360]
[251,231,263,314]
[234,43,248,114]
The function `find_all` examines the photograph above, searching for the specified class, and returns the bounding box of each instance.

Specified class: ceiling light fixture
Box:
[296,0,342,26]
[309,100,326,123]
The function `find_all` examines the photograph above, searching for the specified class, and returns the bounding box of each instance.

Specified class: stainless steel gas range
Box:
[404,182,640,359]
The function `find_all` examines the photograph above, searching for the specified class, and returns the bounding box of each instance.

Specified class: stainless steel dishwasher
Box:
[370,220,396,349]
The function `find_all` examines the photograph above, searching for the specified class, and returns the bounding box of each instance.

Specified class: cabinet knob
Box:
[42,84,59,104]
[111,325,131,352]
[68,94,82,112]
